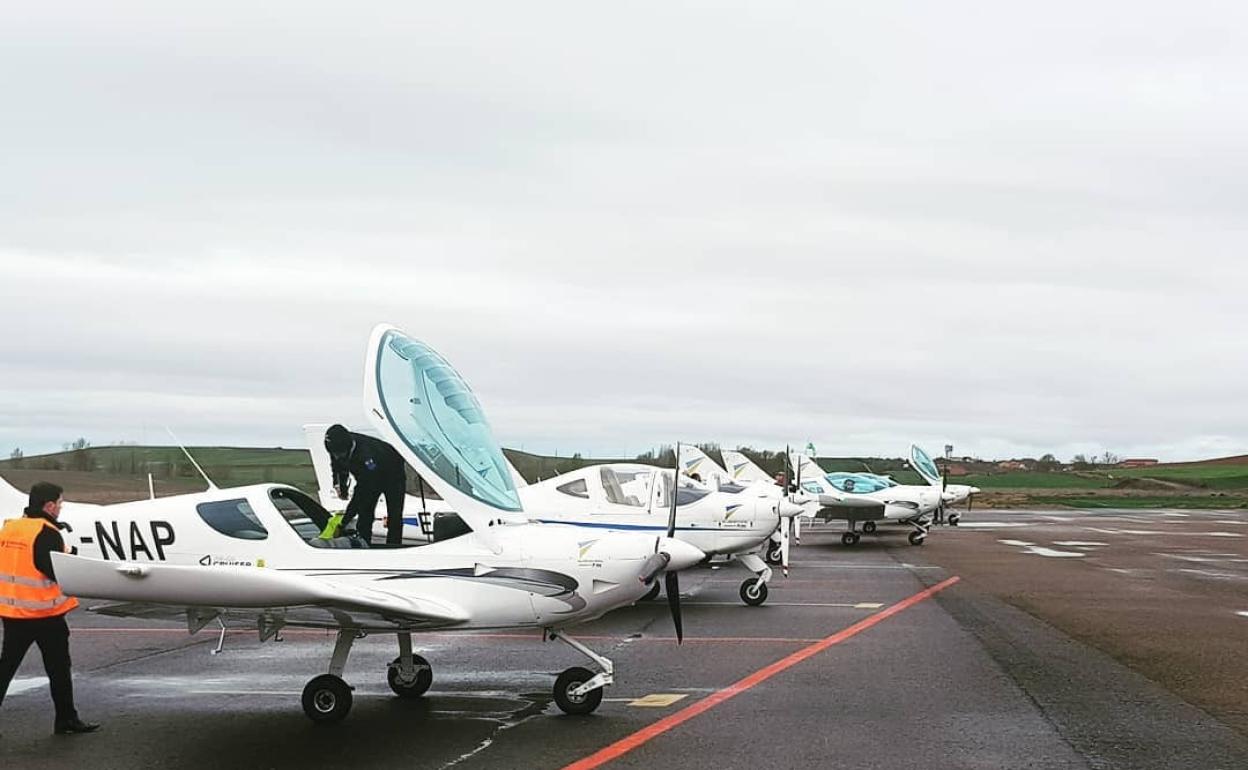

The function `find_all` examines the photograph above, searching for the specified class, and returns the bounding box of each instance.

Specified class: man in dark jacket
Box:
[324,425,407,546]
[0,481,100,735]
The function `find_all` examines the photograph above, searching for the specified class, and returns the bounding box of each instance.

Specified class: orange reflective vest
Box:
[0,517,79,619]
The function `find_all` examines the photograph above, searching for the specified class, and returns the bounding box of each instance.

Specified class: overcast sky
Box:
[2,2,1246,462]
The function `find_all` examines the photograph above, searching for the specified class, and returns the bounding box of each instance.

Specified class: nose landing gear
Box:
[547,629,613,715]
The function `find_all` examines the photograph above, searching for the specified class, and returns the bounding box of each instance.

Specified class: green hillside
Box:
[4,445,1248,509]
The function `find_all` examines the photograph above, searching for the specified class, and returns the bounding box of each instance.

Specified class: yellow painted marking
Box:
[628,693,688,708]
[854,602,884,609]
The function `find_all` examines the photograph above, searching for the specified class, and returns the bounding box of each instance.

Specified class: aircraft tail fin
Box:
[677,444,730,486]
[0,472,27,521]
[720,450,773,484]
[303,424,346,512]
[788,450,827,485]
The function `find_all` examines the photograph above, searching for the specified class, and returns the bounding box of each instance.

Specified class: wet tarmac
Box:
[2,510,1247,769]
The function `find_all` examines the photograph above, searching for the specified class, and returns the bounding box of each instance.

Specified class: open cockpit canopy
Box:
[909,444,942,486]
[371,328,522,513]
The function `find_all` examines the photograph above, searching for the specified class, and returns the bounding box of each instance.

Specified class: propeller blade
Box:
[780,515,791,577]
[667,442,680,539]
[664,571,683,643]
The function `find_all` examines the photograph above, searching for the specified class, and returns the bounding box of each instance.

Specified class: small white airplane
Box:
[306,331,804,608]
[906,444,980,524]
[515,457,803,606]
[677,444,812,555]
[786,449,942,546]
[2,326,707,723]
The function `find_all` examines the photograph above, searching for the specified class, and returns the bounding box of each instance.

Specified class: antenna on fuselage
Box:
[165,427,219,491]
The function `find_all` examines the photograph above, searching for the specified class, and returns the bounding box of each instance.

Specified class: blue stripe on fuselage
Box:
[532,519,704,531]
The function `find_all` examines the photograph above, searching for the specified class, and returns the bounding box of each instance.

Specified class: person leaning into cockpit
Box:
[323,425,407,546]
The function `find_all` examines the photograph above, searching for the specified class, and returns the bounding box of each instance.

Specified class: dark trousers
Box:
[345,480,406,546]
[0,614,78,724]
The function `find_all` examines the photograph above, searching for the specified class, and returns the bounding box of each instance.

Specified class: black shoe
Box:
[54,718,100,735]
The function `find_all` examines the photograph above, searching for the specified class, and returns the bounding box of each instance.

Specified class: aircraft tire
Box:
[387,655,433,698]
[302,674,353,723]
[948,513,961,526]
[739,579,768,606]
[554,667,604,715]
[862,521,877,534]
[765,543,783,565]
[908,531,926,546]
[841,532,860,546]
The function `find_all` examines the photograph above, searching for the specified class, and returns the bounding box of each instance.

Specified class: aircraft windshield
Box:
[860,473,899,488]
[824,473,892,494]
[659,470,712,507]
[911,445,941,484]
[375,330,522,512]
[600,467,653,507]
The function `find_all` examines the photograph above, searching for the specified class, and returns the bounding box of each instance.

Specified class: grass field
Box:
[1029,494,1248,509]
[955,472,1111,489]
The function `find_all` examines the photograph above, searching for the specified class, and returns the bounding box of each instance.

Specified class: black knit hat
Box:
[26,481,64,517]
[324,424,352,454]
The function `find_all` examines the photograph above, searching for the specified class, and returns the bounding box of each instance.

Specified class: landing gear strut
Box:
[764,538,783,566]
[301,629,359,723]
[736,553,772,606]
[907,519,929,546]
[739,578,769,606]
[842,520,861,546]
[547,630,612,715]
[387,632,432,698]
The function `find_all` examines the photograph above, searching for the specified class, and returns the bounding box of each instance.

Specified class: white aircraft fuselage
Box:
[1,482,702,633]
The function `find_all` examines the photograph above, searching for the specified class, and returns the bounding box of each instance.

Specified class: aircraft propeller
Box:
[666,442,684,643]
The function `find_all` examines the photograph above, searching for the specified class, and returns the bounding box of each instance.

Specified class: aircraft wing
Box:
[51,553,470,630]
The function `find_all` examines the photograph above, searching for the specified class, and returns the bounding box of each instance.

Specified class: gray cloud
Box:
[2,2,1246,462]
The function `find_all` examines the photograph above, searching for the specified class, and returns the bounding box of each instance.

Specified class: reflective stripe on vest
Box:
[0,594,75,611]
[0,516,79,619]
[1,573,57,589]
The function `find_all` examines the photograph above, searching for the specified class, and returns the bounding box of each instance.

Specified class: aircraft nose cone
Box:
[659,538,705,572]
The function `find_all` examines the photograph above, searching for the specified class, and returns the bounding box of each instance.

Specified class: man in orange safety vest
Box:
[0,481,99,735]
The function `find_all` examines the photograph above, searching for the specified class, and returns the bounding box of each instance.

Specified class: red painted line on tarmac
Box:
[561,576,961,770]
[69,629,820,644]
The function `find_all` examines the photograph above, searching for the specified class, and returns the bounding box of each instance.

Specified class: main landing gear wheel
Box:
[302,674,353,723]
[908,531,926,546]
[554,666,604,715]
[842,532,861,546]
[948,513,961,526]
[641,581,661,602]
[764,542,783,565]
[387,655,433,698]
[739,579,769,606]
[862,521,877,534]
